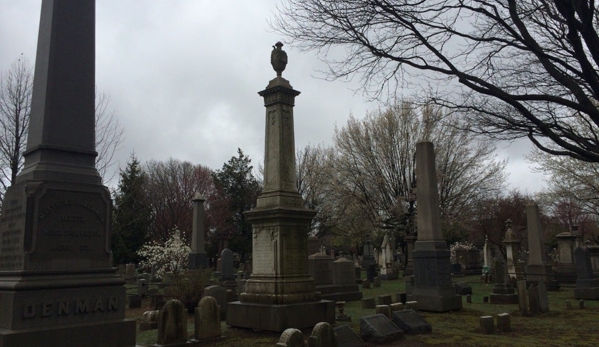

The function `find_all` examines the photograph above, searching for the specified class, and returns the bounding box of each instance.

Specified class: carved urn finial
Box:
[271,42,288,77]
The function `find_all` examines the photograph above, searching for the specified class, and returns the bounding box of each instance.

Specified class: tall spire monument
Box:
[0,1,135,345]
[226,42,335,332]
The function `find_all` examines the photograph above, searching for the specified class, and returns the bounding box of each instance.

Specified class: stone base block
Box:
[556,264,577,283]
[574,287,599,300]
[406,293,462,312]
[490,293,519,305]
[188,252,208,269]
[0,319,136,347]
[226,300,335,332]
[321,291,363,302]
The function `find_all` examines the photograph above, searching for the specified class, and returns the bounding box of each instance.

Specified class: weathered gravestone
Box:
[332,257,362,301]
[359,314,404,343]
[194,296,221,341]
[408,142,462,312]
[574,247,599,300]
[125,263,136,280]
[203,285,227,320]
[555,231,577,283]
[334,324,366,347]
[188,193,208,269]
[276,328,306,347]
[307,322,337,347]
[220,248,235,281]
[0,3,137,344]
[138,279,148,296]
[490,259,518,304]
[227,43,334,332]
[157,299,187,345]
[391,309,432,335]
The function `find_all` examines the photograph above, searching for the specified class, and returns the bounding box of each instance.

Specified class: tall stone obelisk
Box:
[407,142,462,312]
[226,42,334,332]
[188,193,208,269]
[0,1,135,346]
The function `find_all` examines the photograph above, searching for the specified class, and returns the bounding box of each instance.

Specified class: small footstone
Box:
[378,294,393,306]
[361,298,375,309]
[375,305,392,319]
[360,314,403,344]
[390,303,404,312]
[480,316,494,334]
[373,277,381,287]
[391,309,432,335]
[334,324,366,347]
[495,313,510,332]
[405,301,418,311]
[277,328,306,347]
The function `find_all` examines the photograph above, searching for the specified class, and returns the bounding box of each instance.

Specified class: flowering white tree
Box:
[137,228,191,277]
[449,241,476,264]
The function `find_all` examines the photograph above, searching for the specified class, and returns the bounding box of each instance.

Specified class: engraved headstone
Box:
[490,259,518,304]
[0,1,136,345]
[309,253,334,286]
[157,299,187,345]
[203,285,227,320]
[194,296,221,340]
[391,309,432,335]
[220,248,235,281]
[359,314,403,343]
[307,322,337,347]
[573,247,599,299]
[276,328,306,347]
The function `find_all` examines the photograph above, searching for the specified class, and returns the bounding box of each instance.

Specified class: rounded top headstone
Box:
[271,42,288,77]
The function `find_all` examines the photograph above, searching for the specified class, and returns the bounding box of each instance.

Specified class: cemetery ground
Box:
[125,274,599,347]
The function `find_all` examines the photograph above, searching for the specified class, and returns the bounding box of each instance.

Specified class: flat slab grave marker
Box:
[359,314,403,343]
[391,309,432,335]
[334,324,366,347]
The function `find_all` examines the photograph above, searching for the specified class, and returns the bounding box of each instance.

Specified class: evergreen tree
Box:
[212,148,261,255]
[112,154,151,264]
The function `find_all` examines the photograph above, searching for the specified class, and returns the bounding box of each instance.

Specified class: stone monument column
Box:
[525,201,559,290]
[502,219,522,280]
[188,192,208,269]
[226,42,334,332]
[0,1,135,346]
[407,142,462,312]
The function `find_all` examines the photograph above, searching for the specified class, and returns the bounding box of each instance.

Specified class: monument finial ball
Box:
[271,42,288,77]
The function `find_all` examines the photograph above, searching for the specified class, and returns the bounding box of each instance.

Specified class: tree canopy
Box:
[273,0,599,162]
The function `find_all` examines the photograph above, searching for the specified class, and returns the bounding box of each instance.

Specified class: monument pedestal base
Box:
[226,300,335,332]
[556,264,577,283]
[0,319,136,347]
[490,293,519,304]
[574,279,599,300]
[188,252,208,269]
[406,292,462,312]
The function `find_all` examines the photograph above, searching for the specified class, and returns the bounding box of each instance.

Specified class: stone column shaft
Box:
[20,0,100,184]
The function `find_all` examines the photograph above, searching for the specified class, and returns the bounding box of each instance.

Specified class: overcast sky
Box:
[0,0,547,193]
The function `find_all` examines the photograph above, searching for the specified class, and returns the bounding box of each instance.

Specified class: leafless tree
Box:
[297,101,506,243]
[273,0,599,162]
[0,55,32,206]
[95,90,124,183]
[0,56,124,206]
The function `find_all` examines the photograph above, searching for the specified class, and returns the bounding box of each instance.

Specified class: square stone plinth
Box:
[226,300,334,332]
[0,319,136,347]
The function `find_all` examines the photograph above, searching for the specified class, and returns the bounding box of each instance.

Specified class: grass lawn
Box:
[126,275,599,346]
